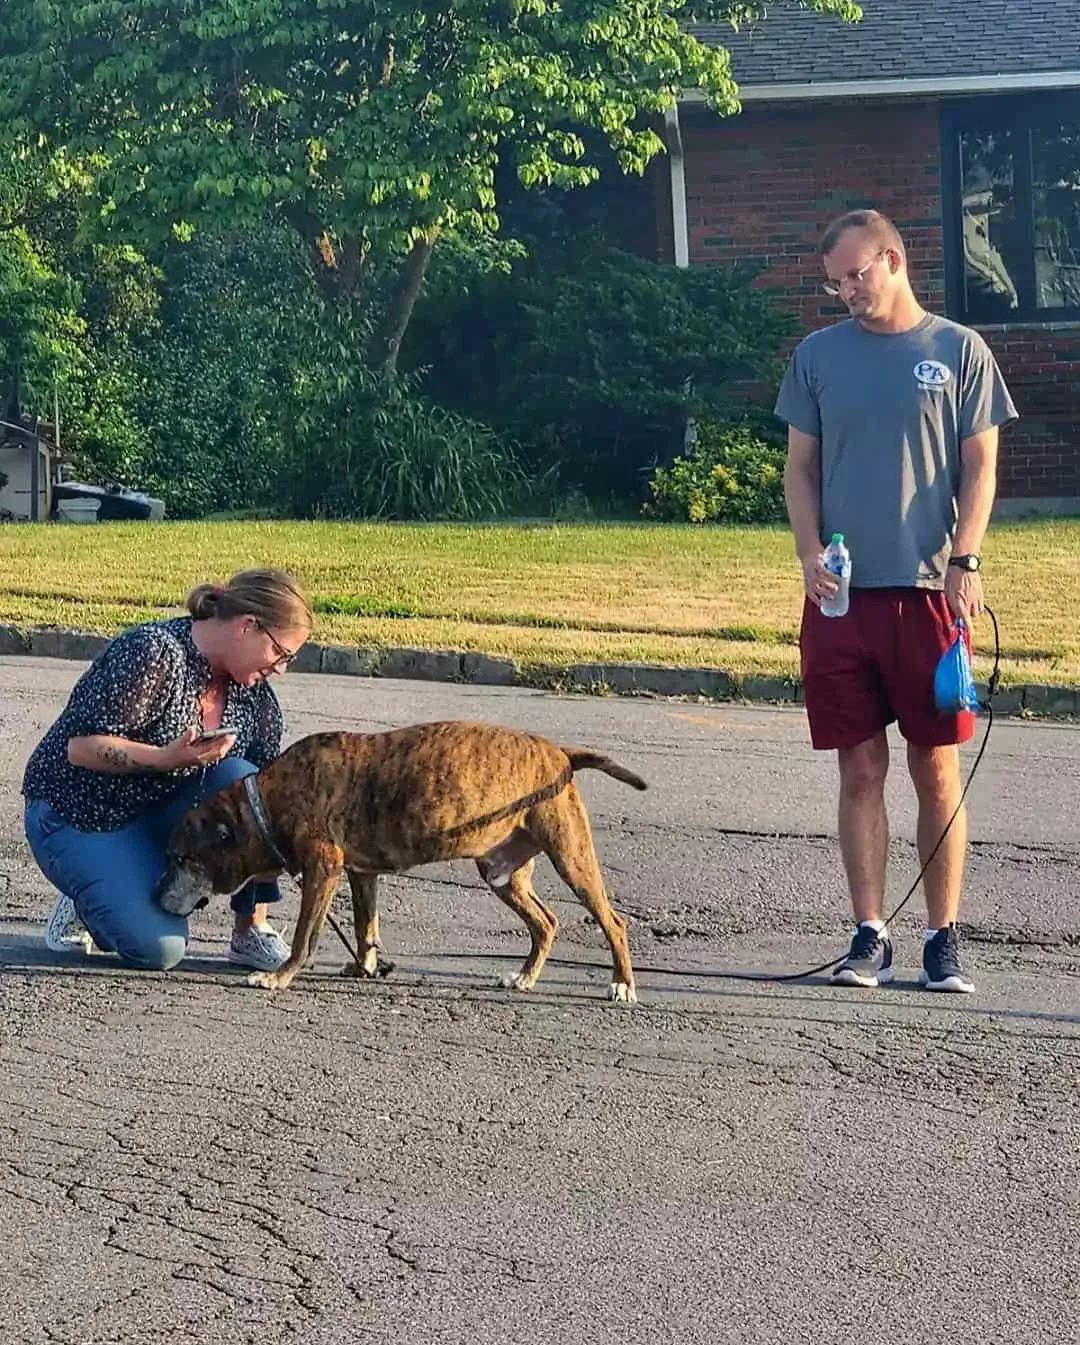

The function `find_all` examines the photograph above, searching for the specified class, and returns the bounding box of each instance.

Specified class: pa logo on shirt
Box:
[914,359,952,389]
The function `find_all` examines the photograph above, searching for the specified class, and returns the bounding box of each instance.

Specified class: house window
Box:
[942,94,1080,324]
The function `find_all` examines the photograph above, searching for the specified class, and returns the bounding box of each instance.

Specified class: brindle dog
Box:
[154,721,647,1001]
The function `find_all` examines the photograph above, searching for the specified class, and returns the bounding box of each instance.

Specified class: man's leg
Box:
[907,741,974,992]
[800,592,896,987]
[829,731,896,988]
[838,731,891,923]
[907,742,966,930]
[890,591,976,992]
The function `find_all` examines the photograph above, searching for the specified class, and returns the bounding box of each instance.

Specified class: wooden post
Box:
[28,422,41,521]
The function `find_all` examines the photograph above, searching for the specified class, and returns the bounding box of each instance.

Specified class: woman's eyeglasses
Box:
[256,621,300,668]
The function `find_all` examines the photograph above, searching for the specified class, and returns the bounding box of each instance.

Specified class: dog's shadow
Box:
[0,930,615,1010]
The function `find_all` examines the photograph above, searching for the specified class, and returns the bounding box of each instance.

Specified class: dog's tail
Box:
[564,749,648,791]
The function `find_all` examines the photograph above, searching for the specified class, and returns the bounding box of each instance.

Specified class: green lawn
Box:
[0,518,1077,686]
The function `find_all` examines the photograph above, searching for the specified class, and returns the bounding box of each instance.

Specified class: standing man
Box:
[777,209,1017,993]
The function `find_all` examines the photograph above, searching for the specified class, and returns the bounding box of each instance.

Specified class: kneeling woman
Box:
[22,569,313,972]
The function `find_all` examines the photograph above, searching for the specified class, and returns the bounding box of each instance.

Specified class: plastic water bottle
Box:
[820,532,851,618]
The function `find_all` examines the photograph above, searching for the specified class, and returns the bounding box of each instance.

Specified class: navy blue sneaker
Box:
[919,925,975,993]
[831,924,894,988]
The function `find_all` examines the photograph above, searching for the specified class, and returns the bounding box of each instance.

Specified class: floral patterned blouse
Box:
[22,617,282,832]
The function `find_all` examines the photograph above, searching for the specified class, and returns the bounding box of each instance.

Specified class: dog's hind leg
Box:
[527,785,636,1004]
[341,871,395,980]
[476,855,559,992]
[248,843,343,991]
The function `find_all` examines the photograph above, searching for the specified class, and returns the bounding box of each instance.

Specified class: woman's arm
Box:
[68,728,237,775]
[63,625,232,774]
[67,735,175,773]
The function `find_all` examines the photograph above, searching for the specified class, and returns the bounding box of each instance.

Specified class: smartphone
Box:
[197,726,237,741]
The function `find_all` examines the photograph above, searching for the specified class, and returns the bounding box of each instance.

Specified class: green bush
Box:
[407,238,795,505]
[645,419,787,524]
[282,382,525,521]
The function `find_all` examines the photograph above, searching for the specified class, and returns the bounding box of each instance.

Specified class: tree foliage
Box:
[0,0,860,369]
[51,223,521,520]
[0,163,88,413]
[0,1,863,517]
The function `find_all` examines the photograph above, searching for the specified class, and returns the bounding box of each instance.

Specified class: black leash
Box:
[326,911,361,963]
[319,608,1001,986]
[660,604,1000,984]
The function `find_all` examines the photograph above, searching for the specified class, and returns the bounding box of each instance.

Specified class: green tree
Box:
[0,1,859,373]
[0,162,87,414]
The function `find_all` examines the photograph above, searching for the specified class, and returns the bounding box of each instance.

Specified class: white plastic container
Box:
[55,498,101,524]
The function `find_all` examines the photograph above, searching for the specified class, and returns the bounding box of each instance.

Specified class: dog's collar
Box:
[242,773,294,874]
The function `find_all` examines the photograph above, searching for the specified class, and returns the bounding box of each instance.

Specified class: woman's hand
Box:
[159,726,237,772]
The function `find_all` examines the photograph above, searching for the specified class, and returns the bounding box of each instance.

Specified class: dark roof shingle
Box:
[689,0,1080,87]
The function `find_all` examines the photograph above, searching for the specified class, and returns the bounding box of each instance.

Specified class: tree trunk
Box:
[372,231,437,377]
[283,205,366,302]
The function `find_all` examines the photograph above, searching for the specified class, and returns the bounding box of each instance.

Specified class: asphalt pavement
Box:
[2,656,1079,1344]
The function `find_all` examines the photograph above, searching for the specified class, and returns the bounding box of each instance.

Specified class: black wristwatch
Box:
[948,554,981,572]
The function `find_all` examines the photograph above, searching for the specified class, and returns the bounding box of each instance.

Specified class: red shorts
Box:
[800,588,976,751]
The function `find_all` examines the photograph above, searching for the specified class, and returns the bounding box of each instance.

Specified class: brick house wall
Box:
[674,100,1080,500]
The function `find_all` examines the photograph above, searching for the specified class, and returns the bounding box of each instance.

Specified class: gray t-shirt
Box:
[775,313,1018,588]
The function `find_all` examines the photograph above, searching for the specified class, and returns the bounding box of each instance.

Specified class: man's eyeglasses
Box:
[256,620,300,668]
[822,250,889,297]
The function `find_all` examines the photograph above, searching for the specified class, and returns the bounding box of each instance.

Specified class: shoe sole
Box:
[831,965,895,988]
[918,971,975,993]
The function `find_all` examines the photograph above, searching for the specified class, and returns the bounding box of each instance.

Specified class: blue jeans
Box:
[25,757,282,971]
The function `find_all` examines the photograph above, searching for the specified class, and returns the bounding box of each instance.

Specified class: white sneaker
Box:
[45,894,94,954]
[228,923,291,972]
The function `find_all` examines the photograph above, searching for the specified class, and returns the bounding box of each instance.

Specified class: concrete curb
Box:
[0,622,1076,718]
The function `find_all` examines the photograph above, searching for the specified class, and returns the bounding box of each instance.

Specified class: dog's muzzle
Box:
[153,861,211,917]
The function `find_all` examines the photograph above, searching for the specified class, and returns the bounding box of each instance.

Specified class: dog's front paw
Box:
[247,969,289,991]
[499,970,537,992]
[609,980,637,1005]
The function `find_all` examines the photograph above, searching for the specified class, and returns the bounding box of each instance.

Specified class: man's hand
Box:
[801,552,838,608]
[944,566,984,625]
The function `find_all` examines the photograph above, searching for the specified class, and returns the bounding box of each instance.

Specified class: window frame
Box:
[941,90,1080,325]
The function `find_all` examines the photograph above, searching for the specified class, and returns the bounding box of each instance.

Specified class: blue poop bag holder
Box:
[934,618,981,714]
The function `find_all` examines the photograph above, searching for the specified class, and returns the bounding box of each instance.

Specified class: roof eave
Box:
[679,70,1080,102]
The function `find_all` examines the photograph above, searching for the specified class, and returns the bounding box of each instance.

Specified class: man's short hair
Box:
[821,209,906,259]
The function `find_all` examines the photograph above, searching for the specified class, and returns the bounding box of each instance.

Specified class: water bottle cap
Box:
[830,532,844,545]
